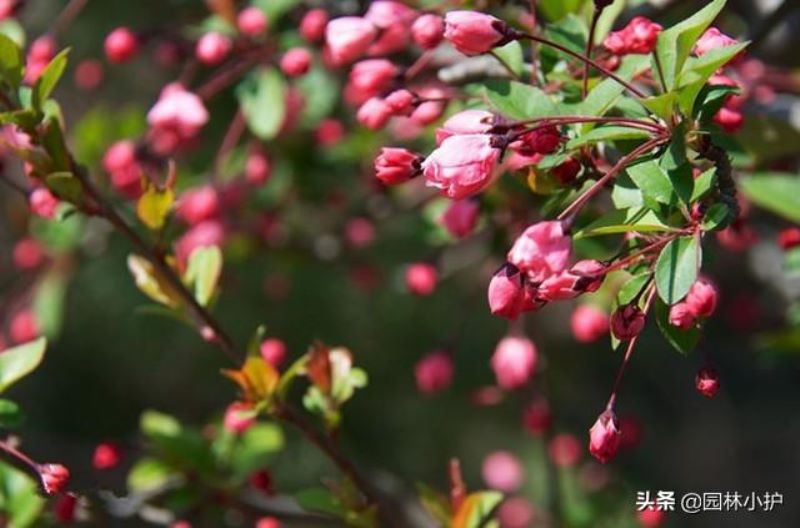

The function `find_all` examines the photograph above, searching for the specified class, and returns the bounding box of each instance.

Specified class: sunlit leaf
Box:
[222,356,279,403]
[184,245,222,306]
[136,184,174,230]
[0,337,46,393]
[655,236,701,305]
[127,254,182,308]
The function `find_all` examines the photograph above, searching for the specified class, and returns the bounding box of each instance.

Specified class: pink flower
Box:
[686,278,718,317]
[29,187,59,219]
[549,433,582,467]
[405,263,437,296]
[412,14,444,49]
[74,59,104,90]
[375,147,423,185]
[491,336,537,390]
[245,150,271,185]
[487,264,527,320]
[414,351,453,394]
[260,338,286,368]
[695,367,720,398]
[588,409,621,463]
[255,518,280,528]
[238,7,268,36]
[713,105,743,133]
[482,451,524,492]
[300,9,328,42]
[325,17,377,66]
[345,217,375,249]
[176,186,220,225]
[13,237,45,270]
[422,134,501,200]
[24,36,55,84]
[410,86,447,125]
[385,89,415,116]
[669,302,696,330]
[147,84,209,152]
[778,227,800,251]
[175,220,225,264]
[603,16,662,55]
[610,304,645,341]
[349,59,398,95]
[440,199,479,239]
[435,109,497,145]
[316,119,345,146]
[444,11,509,56]
[10,309,39,343]
[357,97,393,130]
[538,259,606,301]
[39,464,70,494]
[694,27,738,57]
[92,443,122,470]
[280,48,312,77]
[104,27,138,63]
[224,402,256,434]
[0,0,17,20]
[103,140,142,197]
[195,32,231,65]
[365,1,417,28]
[571,304,610,343]
[507,221,572,283]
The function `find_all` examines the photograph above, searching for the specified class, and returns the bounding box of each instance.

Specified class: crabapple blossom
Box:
[280,48,312,77]
[147,84,209,153]
[778,227,800,250]
[570,305,610,343]
[315,119,345,146]
[195,32,232,65]
[669,302,696,330]
[238,7,268,36]
[349,59,398,95]
[175,220,225,264]
[24,36,56,84]
[414,351,453,394]
[176,186,220,225]
[497,497,535,528]
[357,97,393,130]
[104,27,138,63]
[54,494,78,523]
[344,217,376,249]
[491,336,537,390]
[224,402,256,434]
[29,187,59,219]
[325,17,377,66]
[260,338,287,368]
[638,508,666,527]
[384,89,415,116]
[523,400,552,435]
[103,140,142,197]
[13,238,45,270]
[507,221,572,283]
[538,260,606,301]
[481,451,524,492]
[374,148,423,185]
[487,264,528,320]
[92,443,122,470]
[245,150,271,185]
[552,156,582,185]
[686,278,718,317]
[10,309,39,343]
[444,11,509,56]
[422,134,501,200]
[300,8,328,42]
[40,463,70,494]
[405,263,438,296]
[603,17,662,55]
[74,59,104,90]
[588,409,621,463]
[412,14,444,50]
[435,109,498,145]
[439,199,480,239]
[611,304,646,341]
[511,126,562,155]
[694,27,738,57]
[695,367,720,398]
[255,517,280,528]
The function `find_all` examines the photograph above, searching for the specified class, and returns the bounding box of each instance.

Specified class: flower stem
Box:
[583,8,603,98]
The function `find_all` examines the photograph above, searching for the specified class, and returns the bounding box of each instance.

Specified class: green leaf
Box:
[0,338,46,393]
[676,41,748,114]
[659,132,694,204]
[229,423,284,479]
[690,167,717,201]
[127,254,182,308]
[701,203,730,231]
[575,207,676,238]
[237,67,286,140]
[0,399,24,428]
[483,80,559,120]
[575,55,650,117]
[641,92,677,122]
[627,159,676,206]
[0,33,23,88]
[295,487,346,517]
[492,41,525,78]
[694,84,739,122]
[655,298,701,354]
[538,0,584,22]
[654,0,727,90]
[32,48,69,109]
[184,245,223,306]
[127,458,174,493]
[251,0,299,22]
[617,273,653,306]
[565,126,650,149]
[0,460,46,527]
[739,173,800,223]
[655,236,701,305]
[45,172,82,203]
[453,491,504,528]
[140,410,181,438]
[32,270,68,338]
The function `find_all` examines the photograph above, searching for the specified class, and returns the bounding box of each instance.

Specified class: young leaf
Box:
[565,126,650,150]
[222,356,279,403]
[654,0,726,90]
[483,80,559,120]
[641,92,678,122]
[655,236,701,305]
[32,48,70,109]
[184,245,222,307]
[659,132,694,204]
[738,173,800,223]
[574,207,676,238]
[655,298,701,354]
[452,491,503,528]
[627,159,677,206]
[690,167,717,201]
[0,33,23,88]
[237,67,286,140]
[136,185,174,230]
[676,41,748,115]
[492,41,525,78]
[574,54,649,117]
[0,337,46,393]
[127,254,182,308]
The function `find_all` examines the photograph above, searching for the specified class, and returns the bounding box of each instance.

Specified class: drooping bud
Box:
[443,11,510,56]
[588,409,621,463]
[668,302,696,330]
[422,134,501,200]
[412,14,445,49]
[357,97,393,130]
[435,109,497,145]
[611,303,646,341]
[507,221,572,283]
[487,264,527,320]
[440,199,480,239]
[385,89,415,116]
[325,17,377,66]
[538,259,606,301]
[374,147,423,185]
[685,278,718,317]
[491,335,537,390]
[349,59,399,95]
[695,367,720,398]
[40,463,70,494]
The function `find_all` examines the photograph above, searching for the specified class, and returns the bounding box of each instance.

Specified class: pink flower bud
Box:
[176,186,220,225]
[103,140,142,198]
[603,16,662,55]
[92,443,122,470]
[685,278,718,317]
[0,0,17,20]
[549,433,582,467]
[345,217,375,249]
[440,199,479,239]
[695,367,720,398]
[443,11,509,56]
[414,351,453,394]
[669,302,696,330]
[29,36,56,62]
[40,463,69,494]
[497,497,534,528]
[325,17,377,66]
[538,259,606,301]
[523,400,552,435]
[196,32,232,65]
[29,187,59,219]
[694,27,738,57]
[491,336,537,390]
[481,451,524,492]
[405,262,437,296]
[175,220,225,264]
[10,309,39,344]
[357,97,393,130]
[245,150,271,185]
[224,402,256,434]
[487,264,527,320]
[260,338,287,368]
[507,221,572,283]
[238,7,268,36]
[375,147,423,185]
[301,9,328,42]
[422,134,501,200]
[55,493,78,523]
[571,304,609,343]
[280,48,312,77]
[349,59,398,95]
[713,106,744,133]
[511,126,561,155]
[74,59,104,91]
[588,409,621,463]
[611,304,645,341]
[13,237,45,270]
[104,27,138,63]
[365,1,417,28]
[435,110,497,145]
[638,508,666,527]
[778,227,800,250]
[412,14,445,49]
[384,89,415,116]
[315,119,345,146]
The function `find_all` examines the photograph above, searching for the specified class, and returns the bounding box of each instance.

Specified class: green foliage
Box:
[0,33,23,89]
[483,81,559,120]
[575,207,675,238]
[739,173,800,223]
[0,461,45,528]
[184,246,223,307]
[237,67,286,140]
[32,48,69,110]
[655,236,701,305]
[492,41,525,78]
[0,338,46,394]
